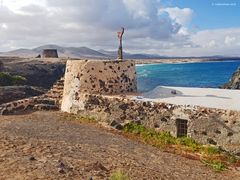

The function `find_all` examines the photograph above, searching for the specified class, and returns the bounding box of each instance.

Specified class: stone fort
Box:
[1,59,240,156]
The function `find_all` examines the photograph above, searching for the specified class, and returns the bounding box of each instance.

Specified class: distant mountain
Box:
[98,49,166,59]
[0,44,164,59]
[1,48,37,57]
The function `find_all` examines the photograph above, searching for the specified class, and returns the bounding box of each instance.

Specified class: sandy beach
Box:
[134,86,240,111]
[134,58,240,64]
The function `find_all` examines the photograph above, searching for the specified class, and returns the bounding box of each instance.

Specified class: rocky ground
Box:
[0,57,66,89]
[0,86,46,105]
[0,57,66,104]
[0,111,239,179]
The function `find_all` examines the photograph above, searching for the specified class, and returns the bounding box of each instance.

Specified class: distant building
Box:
[42,49,58,58]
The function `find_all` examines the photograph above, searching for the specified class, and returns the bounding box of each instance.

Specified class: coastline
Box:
[135,86,240,111]
[133,57,240,65]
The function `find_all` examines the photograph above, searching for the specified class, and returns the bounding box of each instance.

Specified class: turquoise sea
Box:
[136,60,240,92]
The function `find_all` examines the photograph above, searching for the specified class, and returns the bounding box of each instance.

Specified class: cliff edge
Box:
[223,67,240,89]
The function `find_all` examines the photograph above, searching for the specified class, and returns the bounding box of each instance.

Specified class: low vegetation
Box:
[110,170,130,180]
[123,122,239,171]
[64,114,240,172]
[0,72,26,86]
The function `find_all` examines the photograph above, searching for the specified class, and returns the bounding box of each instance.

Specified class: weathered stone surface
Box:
[0,77,64,115]
[0,86,46,105]
[33,104,59,111]
[223,67,240,89]
[42,49,58,58]
[110,120,123,130]
[61,60,137,113]
[74,93,240,154]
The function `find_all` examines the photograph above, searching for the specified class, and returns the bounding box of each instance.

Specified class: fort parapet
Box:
[61,60,137,113]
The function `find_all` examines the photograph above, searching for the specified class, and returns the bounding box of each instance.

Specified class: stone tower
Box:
[61,60,137,113]
[42,49,58,58]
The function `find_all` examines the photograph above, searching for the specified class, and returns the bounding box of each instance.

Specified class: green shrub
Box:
[202,146,221,155]
[177,137,200,152]
[122,122,239,171]
[0,72,26,86]
[123,122,177,146]
[110,170,130,180]
[12,75,26,85]
[202,160,226,171]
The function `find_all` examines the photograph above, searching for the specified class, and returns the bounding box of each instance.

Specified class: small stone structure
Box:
[42,49,58,58]
[61,60,137,113]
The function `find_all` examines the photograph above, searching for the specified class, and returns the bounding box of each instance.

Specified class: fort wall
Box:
[1,59,240,155]
[61,60,137,113]
[60,59,240,155]
[76,93,240,155]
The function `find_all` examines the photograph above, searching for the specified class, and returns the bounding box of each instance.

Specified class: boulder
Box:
[223,67,240,89]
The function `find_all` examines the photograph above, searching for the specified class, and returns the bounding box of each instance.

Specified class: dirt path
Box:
[0,111,239,179]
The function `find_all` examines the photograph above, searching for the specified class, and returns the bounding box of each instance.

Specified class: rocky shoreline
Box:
[223,67,240,89]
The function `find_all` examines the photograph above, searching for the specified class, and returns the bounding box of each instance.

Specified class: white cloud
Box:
[208,40,216,48]
[157,28,240,56]
[0,0,240,57]
[225,36,236,45]
[0,23,8,30]
[160,7,194,25]
[191,28,240,48]
[2,0,46,12]
[0,0,184,51]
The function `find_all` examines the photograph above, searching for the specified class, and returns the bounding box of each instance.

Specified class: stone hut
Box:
[42,49,58,58]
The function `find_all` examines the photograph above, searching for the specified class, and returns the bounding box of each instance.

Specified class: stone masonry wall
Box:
[42,49,58,58]
[61,60,137,112]
[75,93,240,155]
[0,77,64,115]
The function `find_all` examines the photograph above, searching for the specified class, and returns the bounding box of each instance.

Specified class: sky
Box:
[0,0,240,56]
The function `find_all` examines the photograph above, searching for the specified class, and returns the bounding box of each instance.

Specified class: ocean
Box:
[136,60,240,92]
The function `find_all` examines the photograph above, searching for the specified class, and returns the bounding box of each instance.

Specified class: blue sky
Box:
[167,0,240,29]
[0,0,240,56]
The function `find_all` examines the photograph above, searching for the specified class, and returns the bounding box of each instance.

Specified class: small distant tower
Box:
[42,49,58,58]
[117,27,125,60]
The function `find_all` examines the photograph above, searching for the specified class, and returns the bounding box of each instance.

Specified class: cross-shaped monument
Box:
[117,27,125,60]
